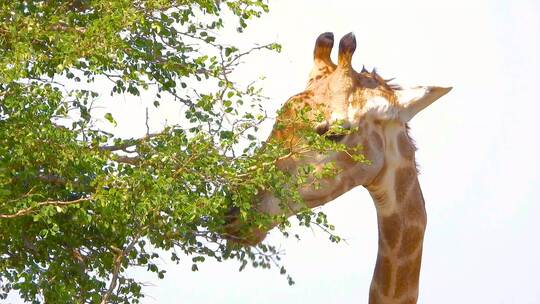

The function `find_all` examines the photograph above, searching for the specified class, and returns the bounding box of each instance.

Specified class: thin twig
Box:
[100,231,144,304]
[99,132,162,152]
[0,196,91,219]
[115,155,141,165]
[145,107,150,135]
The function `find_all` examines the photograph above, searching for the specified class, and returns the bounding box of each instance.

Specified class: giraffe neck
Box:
[366,125,427,304]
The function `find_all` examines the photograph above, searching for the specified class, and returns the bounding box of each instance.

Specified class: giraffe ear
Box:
[396,86,452,122]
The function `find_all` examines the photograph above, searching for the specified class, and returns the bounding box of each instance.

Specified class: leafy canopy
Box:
[0,1,353,303]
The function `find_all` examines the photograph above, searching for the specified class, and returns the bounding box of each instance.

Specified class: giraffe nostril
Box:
[315,122,329,136]
[314,121,350,142]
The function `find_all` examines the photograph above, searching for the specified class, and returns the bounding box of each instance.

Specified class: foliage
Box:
[0,1,359,303]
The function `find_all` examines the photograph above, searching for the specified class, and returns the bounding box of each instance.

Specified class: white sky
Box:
[9,0,540,303]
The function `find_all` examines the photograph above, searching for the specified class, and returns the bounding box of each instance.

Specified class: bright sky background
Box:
[9,0,540,303]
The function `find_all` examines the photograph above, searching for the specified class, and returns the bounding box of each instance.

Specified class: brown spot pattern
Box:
[397,132,416,160]
[374,254,393,296]
[395,167,416,202]
[369,286,380,304]
[380,214,402,249]
[369,167,426,303]
[399,226,424,257]
[369,287,383,304]
[404,184,427,222]
[394,254,422,298]
[410,254,422,291]
[394,262,412,298]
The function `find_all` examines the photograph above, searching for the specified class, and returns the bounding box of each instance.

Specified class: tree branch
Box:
[115,155,141,165]
[37,174,67,185]
[99,132,162,152]
[0,196,91,219]
[100,231,143,304]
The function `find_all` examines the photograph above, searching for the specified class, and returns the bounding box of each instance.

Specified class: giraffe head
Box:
[227,32,451,245]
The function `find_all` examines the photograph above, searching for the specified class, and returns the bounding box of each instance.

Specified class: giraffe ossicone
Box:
[227,32,451,304]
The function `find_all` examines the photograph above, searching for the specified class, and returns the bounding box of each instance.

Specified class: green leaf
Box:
[104,113,116,126]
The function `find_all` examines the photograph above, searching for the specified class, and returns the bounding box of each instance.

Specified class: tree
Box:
[0,1,344,303]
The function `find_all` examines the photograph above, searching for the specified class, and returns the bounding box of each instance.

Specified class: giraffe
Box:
[226,32,452,304]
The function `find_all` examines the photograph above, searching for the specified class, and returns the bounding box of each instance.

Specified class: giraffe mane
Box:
[359,66,402,91]
[404,124,421,174]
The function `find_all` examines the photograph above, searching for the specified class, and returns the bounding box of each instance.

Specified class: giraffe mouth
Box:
[224,206,240,225]
[223,206,241,240]
[222,206,267,246]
